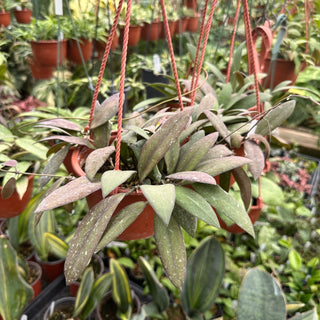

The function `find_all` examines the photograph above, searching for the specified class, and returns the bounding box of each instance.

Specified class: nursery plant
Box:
[34,82,296,289]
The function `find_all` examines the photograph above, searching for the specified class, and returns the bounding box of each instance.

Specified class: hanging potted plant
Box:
[34,80,296,289]
[13,0,32,24]
[0,0,15,27]
[140,4,162,42]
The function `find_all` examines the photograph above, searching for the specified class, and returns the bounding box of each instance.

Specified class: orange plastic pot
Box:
[35,254,65,282]
[31,40,67,67]
[0,11,10,27]
[0,175,34,219]
[14,9,32,24]
[217,196,264,234]
[28,57,54,80]
[141,21,162,41]
[28,261,42,299]
[176,18,189,34]
[67,39,93,65]
[160,20,176,39]
[70,147,155,241]
[120,25,142,47]
[187,15,200,32]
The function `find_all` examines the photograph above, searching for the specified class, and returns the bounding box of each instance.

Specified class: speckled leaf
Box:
[181,236,225,315]
[175,186,219,228]
[140,184,175,226]
[197,93,216,118]
[91,94,120,129]
[167,171,216,185]
[199,145,233,163]
[40,135,94,149]
[85,146,115,181]
[204,110,231,145]
[232,167,251,211]
[176,132,219,172]
[154,214,186,289]
[65,193,125,284]
[101,170,136,197]
[244,140,265,180]
[40,146,70,188]
[172,205,197,237]
[138,109,192,182]
[127,126,150,140]
[178,119,208,144]
[255,100,296,136]
[91,121,112,148]
[35,176,101,213]
[1,177,16,199]
[95,201,147,252]
[164,140,180,174]
[193,183,254,237]
[37,119,82,131]
[195,156,252,176]
[237,268,286,320]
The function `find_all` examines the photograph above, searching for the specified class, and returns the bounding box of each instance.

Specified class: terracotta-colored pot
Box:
[217,196,264,234]
[69,254,104,297]
[0,11,10,27]
[14,9,32,24]
[120,25,142,47]
[70,147,155,241]
[141,21,162,41]
[67,38,93,65]
[0,175,34,219]
[176,18,189,34]
[31,40,67,67]
[28,261,42,299]
[95,33,119,59]
[28,57,54,80]
[262,57,297,89]
[187,14,200,32]
[35,254,65,282]
[160,20,176,39]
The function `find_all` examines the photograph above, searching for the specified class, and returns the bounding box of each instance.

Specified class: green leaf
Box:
[164,140,180,174]
[101,170,136,197]
[193,184,255,237]
[45,232,69,259]
[175,186,220,228]
[289,249,302,271]
[288,308,318,320]
[85,146,115,181]
[95,201,147,252]
[244,140,265,180]
[1,177,16,199]
[138,109,192,182]
[204,110,231,145]
[15,137,49,160]
[40,135,94,149]
[218,82,232,107]
[166,171,217,185]
[80,273,113,320]
[172,205,197,237]
[237,268,286,320]
[176,132,219,172]
[40,146,70,188]
[232,167,252,211]
[181,236,225,315]
[140,184,175,226]
[195,156,252,176]
[110,258,132,314]
[0,124,14,142]
[0,237,34,320]
[261,176,284,206]
[37,118,82,131]
[73,267,94,317]
[154,214,186,289]
[35,176,102,213]
[255,100,296,136]
[138,256,170,312]
[64,193,125,284]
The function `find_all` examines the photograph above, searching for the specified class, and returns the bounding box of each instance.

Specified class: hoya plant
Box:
[34,91,296,288]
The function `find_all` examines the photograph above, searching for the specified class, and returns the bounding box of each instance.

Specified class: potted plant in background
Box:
[13,0,32,24]
[140,3,162,42]
[0,0,15,27]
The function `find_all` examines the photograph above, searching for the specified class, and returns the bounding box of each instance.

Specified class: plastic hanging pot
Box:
[0,175,34,219]
[35,253,65,283]
[31,40,67,67]
[27,261,42,299]
[141,21,162,41]
[0,11,11,27]
[95,32,119,59]
[13,9,32,24]
[120,25,142,47]
[67,38,93,65]
[28,57,54,80]
[70,146,155,241]
[187,14,200,32]
[160,20,176,39]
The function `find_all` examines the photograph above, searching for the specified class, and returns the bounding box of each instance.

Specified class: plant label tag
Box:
[55,0,63,15]
[153,54,162,74]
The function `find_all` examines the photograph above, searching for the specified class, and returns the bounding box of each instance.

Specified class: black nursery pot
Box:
[142,68,170,99]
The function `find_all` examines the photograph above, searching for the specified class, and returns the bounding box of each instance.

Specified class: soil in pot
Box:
[27,261,42,299]
[43,297,78,320]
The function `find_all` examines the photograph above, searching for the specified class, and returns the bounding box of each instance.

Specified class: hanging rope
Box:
[114,0,132,171]
[85,0,124,134]
[189,0,218,106]
[226,0,241,83]
[159,0,184,110]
